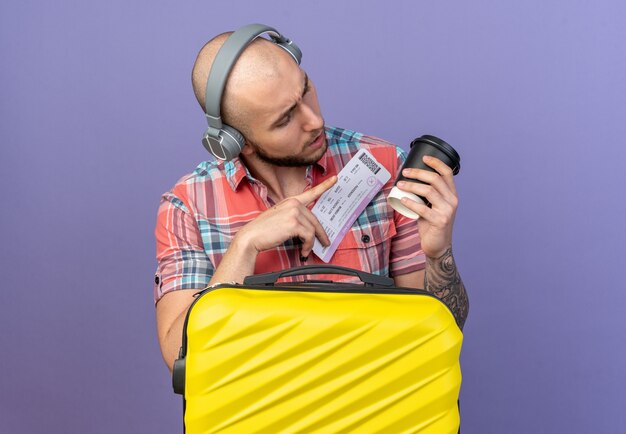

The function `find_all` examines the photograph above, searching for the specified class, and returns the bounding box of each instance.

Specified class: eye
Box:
[277,113,292,128]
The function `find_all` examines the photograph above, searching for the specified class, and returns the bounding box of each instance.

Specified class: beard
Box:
[246,132,327,167]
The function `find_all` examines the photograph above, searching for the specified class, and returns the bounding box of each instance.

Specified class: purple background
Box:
[1,1,625,432]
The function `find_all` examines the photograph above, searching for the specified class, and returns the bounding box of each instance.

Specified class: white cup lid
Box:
[387,186,424,220]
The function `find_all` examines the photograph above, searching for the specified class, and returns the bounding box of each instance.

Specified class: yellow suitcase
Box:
[173,265,463,433]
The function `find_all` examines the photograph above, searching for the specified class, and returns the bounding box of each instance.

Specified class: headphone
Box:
[201,23,302,161]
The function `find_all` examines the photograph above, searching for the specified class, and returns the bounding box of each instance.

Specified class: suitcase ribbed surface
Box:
[184,286,462,434]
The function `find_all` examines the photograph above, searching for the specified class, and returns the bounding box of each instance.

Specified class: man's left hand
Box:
[396,155,459,259]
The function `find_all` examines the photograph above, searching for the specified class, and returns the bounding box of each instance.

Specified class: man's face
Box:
[237,56,327,167]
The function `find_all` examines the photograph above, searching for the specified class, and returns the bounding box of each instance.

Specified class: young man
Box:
[154,32,468,371]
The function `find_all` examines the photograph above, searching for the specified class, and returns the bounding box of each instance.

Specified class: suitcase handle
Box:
[243,264,395,287]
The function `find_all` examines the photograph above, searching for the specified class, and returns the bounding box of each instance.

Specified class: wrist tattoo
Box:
[424,247,469,330]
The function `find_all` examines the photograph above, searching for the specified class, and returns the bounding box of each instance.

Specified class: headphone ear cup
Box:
[201,134,223,160]
[201,125,245,161]
[218,125,246,160]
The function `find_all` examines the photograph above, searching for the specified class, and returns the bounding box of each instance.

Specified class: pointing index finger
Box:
[296,176,338,206]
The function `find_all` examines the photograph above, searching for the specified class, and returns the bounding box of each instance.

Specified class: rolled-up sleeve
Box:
[153,192,214,303]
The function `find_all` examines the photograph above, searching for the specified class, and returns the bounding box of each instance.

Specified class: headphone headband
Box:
[200,23,302,160]
[204,23,301,131]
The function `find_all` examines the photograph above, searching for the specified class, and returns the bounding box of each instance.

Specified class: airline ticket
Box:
[312,149,391,262]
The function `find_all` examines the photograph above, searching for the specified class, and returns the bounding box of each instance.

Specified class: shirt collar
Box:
[314,141,329,174]
[224,157,253,191]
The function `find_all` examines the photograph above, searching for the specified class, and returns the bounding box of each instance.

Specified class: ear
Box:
[240,141,254,156]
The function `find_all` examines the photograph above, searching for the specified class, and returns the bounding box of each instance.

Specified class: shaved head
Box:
[191,33,289,137]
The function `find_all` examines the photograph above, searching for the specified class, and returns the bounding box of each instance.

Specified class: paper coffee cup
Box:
[387,135,460,220]
[388,186,424,219]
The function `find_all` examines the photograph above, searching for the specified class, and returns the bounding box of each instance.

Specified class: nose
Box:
[300,102,324,132]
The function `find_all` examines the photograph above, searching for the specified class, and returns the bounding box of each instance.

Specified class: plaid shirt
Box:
[154,126,425,303]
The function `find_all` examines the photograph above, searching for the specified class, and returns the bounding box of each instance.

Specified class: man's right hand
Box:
[235,175,338,258]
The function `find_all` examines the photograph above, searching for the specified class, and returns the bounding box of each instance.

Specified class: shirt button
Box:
[154,275,160,285]
[361,234,371,243]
